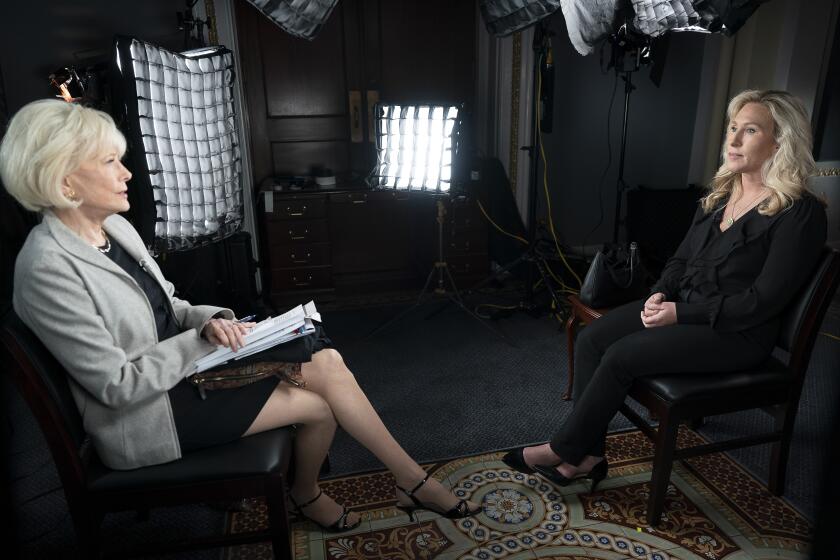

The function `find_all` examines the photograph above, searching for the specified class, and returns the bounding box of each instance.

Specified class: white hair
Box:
[0,99,127,212]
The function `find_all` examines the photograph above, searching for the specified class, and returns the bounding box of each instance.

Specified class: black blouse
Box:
[102,239,181,341]
[650,193,827,343]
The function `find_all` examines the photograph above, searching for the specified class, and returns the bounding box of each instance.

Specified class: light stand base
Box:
[367,200,513,345]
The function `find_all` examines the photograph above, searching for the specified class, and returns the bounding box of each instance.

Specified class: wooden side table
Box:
[564,294,610,400]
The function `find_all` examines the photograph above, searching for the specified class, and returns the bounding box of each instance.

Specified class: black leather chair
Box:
[2,311,295,559]
[619,247,840,527]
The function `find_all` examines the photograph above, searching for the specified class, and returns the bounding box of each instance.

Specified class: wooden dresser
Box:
[259,188,488,306]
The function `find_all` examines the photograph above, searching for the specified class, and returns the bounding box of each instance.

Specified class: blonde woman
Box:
[1,99,479,532]
[503,90,827,488]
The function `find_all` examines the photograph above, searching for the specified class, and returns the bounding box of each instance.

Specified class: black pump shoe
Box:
[533,459,609,494]
[395,474,482,521]
[501,447,536,475]
[290,489,361,532]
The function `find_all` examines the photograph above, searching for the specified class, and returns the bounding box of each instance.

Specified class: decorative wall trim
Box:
[509,32,522,194]
[205,0,219,46]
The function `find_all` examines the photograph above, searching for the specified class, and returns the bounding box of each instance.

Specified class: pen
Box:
[235,314,256,323]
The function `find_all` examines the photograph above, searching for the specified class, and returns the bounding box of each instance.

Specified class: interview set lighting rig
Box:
[366,102,511,342]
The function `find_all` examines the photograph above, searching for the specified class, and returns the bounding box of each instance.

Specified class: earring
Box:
[65,189,79,202]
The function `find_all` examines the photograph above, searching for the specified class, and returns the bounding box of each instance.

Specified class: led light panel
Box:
[113,37,242,252]
[371,104,460,193]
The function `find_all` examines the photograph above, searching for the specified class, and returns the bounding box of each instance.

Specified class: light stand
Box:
[462,22,565,316]
[610,27,648,243]
[369,194,511,343]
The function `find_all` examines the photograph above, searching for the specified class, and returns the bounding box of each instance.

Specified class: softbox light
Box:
[480,0,562,37]
[112,36,242,253]
[369,104,462,195]
[244,0,338,41]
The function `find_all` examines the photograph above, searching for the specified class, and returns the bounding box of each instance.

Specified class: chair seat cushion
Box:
[632,356,792,407]
[87,427,293,492]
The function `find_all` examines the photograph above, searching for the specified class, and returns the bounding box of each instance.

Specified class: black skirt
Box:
[169,327,332,453]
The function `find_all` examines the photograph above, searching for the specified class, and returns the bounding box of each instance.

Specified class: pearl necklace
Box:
[725,189,767,227]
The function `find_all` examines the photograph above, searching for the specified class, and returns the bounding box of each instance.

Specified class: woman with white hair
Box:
[503,90,828,488]
[1,99,480,532]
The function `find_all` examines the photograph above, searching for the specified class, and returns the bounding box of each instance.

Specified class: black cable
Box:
[580,72,619,255]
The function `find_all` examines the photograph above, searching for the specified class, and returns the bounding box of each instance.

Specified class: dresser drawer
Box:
[263,194,327,221]
[445,228,488,255]
[266,219,329,244]
[270,242,331,268]
[271,266,333,291]
[447,254,488,277]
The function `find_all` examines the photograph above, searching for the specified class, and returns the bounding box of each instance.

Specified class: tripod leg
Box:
[441,264,517,346]
[365,266,437,339]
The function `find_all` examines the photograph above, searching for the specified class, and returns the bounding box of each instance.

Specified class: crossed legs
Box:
[244,348,477,527]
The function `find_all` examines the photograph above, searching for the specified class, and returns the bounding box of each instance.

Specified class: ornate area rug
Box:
[224,428,811,559]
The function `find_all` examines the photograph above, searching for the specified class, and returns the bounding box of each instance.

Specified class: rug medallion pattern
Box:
[225,428,811,559]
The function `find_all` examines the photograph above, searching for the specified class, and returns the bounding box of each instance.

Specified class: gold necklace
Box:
[726,189,767,227]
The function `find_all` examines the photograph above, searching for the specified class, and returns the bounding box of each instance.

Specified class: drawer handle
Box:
[289,228,309,240]
[293,274,313,287]
[352,199,366,204]
[287,205,307,216]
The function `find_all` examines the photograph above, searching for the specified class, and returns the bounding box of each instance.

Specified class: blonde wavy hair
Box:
[701,89,817,216]
[0,99,126,213]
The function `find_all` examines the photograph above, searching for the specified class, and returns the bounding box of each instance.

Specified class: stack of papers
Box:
[195,301,320,373]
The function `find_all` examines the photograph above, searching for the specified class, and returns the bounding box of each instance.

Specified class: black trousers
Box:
[550,299,771,465]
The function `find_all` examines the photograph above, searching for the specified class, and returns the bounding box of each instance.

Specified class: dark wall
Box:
[538,12,707,246]
[0,0,186,115]
[815,11,840,161]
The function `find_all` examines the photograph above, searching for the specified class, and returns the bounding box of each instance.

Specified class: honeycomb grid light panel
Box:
[373,104,460,193]
[117,37,242,252]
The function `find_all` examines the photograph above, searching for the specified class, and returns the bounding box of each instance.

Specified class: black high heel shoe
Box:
[395,474,482,521]
[290,489,361,532]
[533,459,609,494]
[501,447,535,474]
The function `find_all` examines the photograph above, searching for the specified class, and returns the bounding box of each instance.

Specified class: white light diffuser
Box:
[371,104,460,193]
[114,37,242,252]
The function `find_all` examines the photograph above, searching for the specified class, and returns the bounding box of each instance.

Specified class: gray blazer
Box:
[13,212,232,470]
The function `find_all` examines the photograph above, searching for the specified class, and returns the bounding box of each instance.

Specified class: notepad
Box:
[194,301,320,373]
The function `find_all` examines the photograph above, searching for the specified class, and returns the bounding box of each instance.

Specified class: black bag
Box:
[579,242,648,308]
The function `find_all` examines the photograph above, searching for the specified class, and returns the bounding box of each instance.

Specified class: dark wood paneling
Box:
[377,0,476,105]
[259,8,348,118]
[271,141,350,176]
[266,116,348,142]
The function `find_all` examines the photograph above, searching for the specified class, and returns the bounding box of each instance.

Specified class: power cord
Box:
[580,71,619,255]
[535,50,582,292]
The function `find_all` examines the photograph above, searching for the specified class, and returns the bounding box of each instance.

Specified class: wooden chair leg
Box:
[266,473,293,560]
[768,408,794,496]
[647,415,680,527]
[563,311,577,400]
